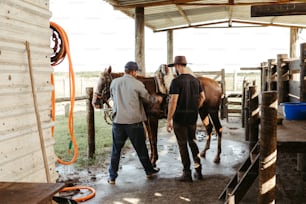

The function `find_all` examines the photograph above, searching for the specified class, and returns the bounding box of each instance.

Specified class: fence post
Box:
[220,68,226,120]
[298,43,306,178]
[86,87,95,159]
[261,62,268,92]
[259,91,278,204]
[248,85,259,150]
[300,43,306,102]
[267,59,277,91]
[277,54,289,103]
[243,80,250,139]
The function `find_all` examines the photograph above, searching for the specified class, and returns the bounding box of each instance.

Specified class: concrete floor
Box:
[80,118,256,204]
[63,117,306,204]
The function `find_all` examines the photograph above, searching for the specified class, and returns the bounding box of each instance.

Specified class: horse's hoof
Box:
[214,157,220,164]
[199,151,206,158]
[151,160,157,168]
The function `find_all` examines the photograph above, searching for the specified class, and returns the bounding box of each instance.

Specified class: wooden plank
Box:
[227,109,242,114]
[277,120,306,142]
[277,120,306,153]
[0,182,65,204]
[230,154,259,203]
[289,59,301,71]
[227,93,243,98]
[251,3,306,17]
[228,101,242,106]
[278,142,306,153]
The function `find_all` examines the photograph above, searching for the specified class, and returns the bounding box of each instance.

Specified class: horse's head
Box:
[155,64,175,94]
[92,66,113,109]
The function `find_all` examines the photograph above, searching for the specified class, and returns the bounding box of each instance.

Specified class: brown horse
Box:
[92,66,223,167]
[92,66,168,167]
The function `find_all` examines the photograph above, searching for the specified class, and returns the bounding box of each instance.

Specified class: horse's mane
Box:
[106,72,154,80]
[110,72,124,78]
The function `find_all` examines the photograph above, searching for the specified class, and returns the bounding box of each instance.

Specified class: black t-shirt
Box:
[169,74,203,125]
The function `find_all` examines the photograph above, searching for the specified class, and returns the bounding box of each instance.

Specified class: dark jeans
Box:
[173,122,201,174]
[108,122,155,180]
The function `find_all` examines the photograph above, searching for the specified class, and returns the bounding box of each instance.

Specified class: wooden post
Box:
[65,103,70,118]
[243,81,250,140]
[220,69,226,120]
[135,7,145,76]
[300,43,306,102]
[248,85,259,150]
[259,91,278,204]
[261,62,268,92]
[268,59,277,91]
[26,41,51,182]
[167,30,173,64]
[298,43,306,177]
[297,154,306,171]
[290,27,299,58]
[242,80,248,129]
[277,54,289,103]
[87,87,95,159]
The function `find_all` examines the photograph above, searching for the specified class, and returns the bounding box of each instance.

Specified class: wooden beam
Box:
[154,19,306,32]
[135,7,145,75]
[251,3,306,17]
[176,5,191,25]
[111,0,200,9]
[111,1,303,9]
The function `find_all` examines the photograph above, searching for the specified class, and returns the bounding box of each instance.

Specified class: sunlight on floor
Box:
[179,196,191,202]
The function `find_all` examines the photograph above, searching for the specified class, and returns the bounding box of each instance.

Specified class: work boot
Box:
[146,167,160,179]
[194,167,203,180]
[175,171,192,182]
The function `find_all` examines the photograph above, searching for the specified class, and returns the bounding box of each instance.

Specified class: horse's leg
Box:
[210,112,222,163]
[200,115,214,159]
[144,117,159,167]
[149,117,159,167]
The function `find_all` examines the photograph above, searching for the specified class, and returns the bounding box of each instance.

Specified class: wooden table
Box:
[277,119,306,153]
[0,182,65,204]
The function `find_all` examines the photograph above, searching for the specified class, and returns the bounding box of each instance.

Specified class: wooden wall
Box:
[0,0,58,182]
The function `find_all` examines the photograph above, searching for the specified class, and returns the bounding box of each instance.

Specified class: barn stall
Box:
[2,0,306,203]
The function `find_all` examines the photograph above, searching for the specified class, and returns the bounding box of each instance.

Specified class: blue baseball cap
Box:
[124,61,141,71]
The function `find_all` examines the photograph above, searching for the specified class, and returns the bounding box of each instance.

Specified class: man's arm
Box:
[166,94,178,132]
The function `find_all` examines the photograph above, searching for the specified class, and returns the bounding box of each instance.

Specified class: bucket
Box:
[280,102,306,120]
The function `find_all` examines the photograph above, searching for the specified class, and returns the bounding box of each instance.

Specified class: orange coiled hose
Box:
[60,186,96,202]
[50,21,78,165]
[51,73,55,136]
[50,21,96,202]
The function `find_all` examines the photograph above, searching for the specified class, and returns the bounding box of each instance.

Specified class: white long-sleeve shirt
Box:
[110,74,157,124]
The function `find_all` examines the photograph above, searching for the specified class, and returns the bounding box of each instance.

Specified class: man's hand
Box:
[166,119,173,133]
[155,95,163,103]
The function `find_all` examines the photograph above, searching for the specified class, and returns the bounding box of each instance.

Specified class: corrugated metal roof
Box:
[104,0,306,32]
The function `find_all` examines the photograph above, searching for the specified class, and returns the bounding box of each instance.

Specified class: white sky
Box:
[49,0,306,73]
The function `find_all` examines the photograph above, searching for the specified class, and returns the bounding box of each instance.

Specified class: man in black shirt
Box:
[166,56,205,182]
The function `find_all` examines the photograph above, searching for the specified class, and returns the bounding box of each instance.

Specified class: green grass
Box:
[54,110,113,169]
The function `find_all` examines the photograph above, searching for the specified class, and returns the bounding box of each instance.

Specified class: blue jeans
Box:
[108,122,155,180]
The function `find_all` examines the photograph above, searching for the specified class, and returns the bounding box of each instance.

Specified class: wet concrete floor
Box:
[81,118,255,204]
[57,117,306,203]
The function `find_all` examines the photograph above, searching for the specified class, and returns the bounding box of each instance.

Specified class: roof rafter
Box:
[110,0,201,9]
[154,19,306,32]
[104,0,306,31]
[175,4,191,26]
